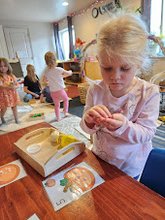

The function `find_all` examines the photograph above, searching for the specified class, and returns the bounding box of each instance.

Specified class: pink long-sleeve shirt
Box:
[80,77,160,177]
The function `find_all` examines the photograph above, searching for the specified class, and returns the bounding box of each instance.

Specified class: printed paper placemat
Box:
[42,162,104,211]
[0,159,27,188]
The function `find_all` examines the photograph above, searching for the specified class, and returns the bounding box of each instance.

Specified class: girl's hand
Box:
[101,113,125,131]
[62,70,72,78]
[6,80,18,89]
[84,105,112,128]
[6,83,15,89]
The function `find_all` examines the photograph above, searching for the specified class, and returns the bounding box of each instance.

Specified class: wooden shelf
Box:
[72,71,81,74]
[65,79,83,86]
[58,60,82,83]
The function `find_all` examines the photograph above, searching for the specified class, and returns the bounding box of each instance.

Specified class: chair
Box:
[140,148,165,197]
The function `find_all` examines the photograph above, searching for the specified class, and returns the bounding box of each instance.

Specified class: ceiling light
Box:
[62,2,69,6]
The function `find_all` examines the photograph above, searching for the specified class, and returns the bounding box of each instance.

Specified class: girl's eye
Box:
[102,67,113,72]
[121,67,130,71]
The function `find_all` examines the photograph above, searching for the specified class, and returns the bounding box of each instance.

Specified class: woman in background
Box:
[23,64,41,102]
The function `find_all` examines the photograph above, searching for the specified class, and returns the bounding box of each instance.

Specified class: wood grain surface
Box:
[0,122,165,220]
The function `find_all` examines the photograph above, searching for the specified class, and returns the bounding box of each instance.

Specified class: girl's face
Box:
[0,61,8,74]
[97,51,138,97]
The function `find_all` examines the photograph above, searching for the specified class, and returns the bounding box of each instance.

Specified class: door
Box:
[3,27,34,76]
[0,25,8,57]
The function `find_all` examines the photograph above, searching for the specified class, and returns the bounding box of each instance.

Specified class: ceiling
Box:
[0,0,96,23]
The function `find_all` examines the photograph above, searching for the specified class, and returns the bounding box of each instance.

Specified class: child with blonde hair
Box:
[80,13,160,179]
[0,57,20,124]
[23,64,41,102]
[43,51,72,121]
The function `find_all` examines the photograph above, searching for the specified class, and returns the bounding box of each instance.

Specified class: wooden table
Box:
[0,122,165,220]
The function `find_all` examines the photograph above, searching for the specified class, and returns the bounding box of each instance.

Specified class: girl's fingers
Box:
[99,105,112,118]
[95,117,105,125]
[85,105,112,127]
[112,113,125,121]
[90,105,111,118]
[107,118,121,126]
[85,112,96,124]
[104,113,125,129]
[88,109,101,118]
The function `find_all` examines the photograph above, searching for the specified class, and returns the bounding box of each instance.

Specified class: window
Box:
[149,0,165,56]
[59,27,75,60]
[150,0,165,36]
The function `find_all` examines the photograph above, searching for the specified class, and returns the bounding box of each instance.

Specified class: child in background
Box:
[80,13,160,179]
[23,64,41,102]
[43,51,72,121]
[0,57,20,124]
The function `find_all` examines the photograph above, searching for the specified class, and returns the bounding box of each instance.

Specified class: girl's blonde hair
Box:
[97,13,149,71]
[26,64,38,82]
[0,57,14,79]
[44,51,56,66]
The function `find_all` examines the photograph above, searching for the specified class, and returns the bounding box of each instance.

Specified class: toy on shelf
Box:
[74,38,86,61]
[14,128,85,177]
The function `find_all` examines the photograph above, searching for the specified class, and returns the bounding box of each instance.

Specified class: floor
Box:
[65,85,84,118]
[152,124,165,149]
[0,85,85,133]
[68,97,84,118]
[18,84,84,118]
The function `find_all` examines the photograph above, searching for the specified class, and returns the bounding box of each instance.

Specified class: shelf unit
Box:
[57,60,82,84]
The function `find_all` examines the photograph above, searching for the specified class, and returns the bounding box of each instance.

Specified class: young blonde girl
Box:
[80,13,160,179]
[23,64,41,102]
[0,57,20,124]
[43,51,72,121]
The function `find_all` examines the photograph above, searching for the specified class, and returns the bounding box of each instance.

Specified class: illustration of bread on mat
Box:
[0,164,20,185]
[60,167,95,194]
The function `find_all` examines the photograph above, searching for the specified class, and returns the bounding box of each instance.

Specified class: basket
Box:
[78,82,90,104]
